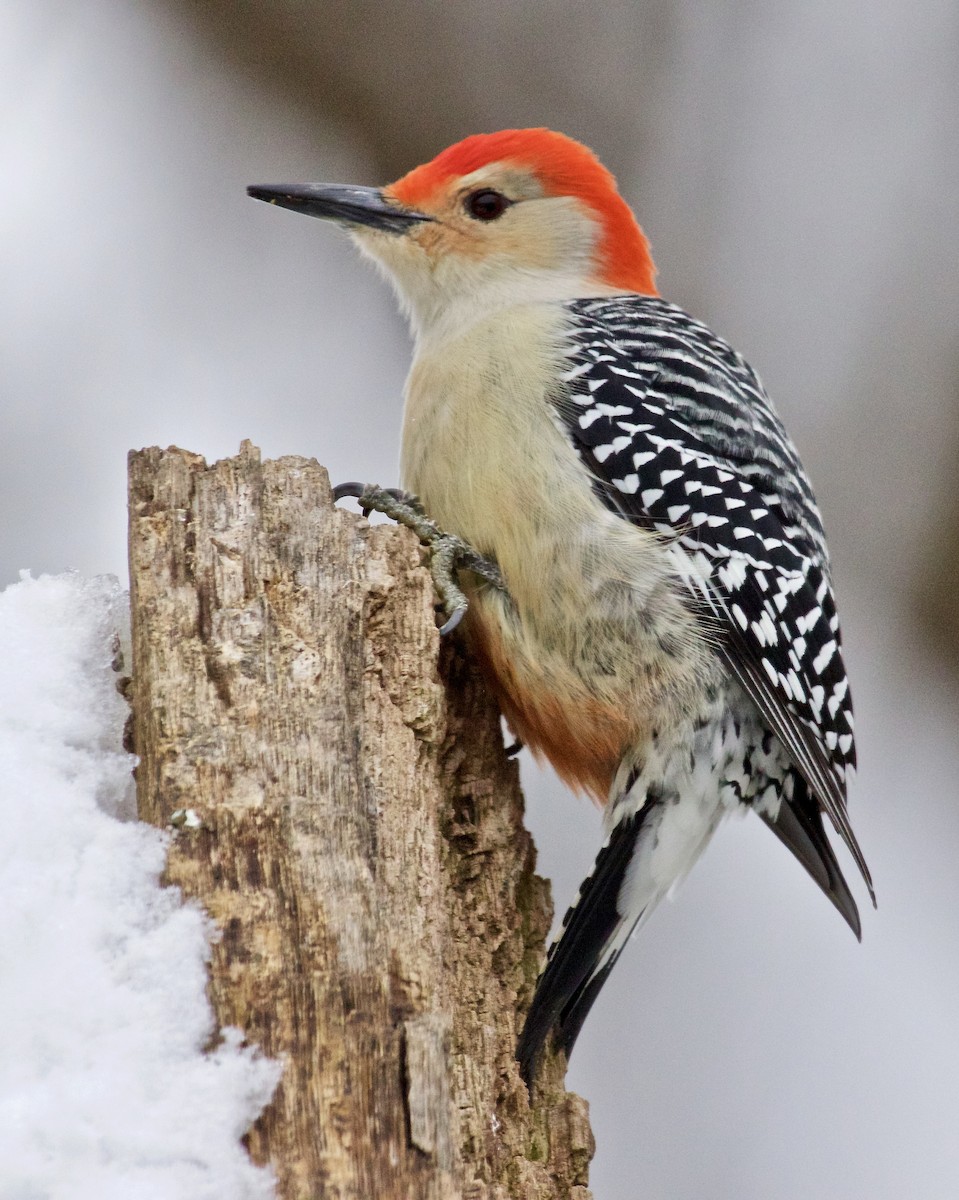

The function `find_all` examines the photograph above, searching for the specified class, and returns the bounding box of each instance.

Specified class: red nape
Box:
[389,128,658,296]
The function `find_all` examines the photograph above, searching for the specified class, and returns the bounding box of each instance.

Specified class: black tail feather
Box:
[517,802,657,1088]
[554,956,620,1059]
[760,777,862,939]
[518,773,863,1089]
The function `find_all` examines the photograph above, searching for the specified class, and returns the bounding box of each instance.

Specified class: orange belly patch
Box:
[466,608,639,806]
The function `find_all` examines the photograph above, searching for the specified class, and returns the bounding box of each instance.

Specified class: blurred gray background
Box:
[3,2,958,1196]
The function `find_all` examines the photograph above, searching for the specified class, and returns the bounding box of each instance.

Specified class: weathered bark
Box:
[127,443,593,1199]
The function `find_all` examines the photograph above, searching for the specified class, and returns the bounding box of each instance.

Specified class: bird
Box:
[247,128,874,1086]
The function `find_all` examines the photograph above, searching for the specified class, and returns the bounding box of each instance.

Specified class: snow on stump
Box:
[127,443,594,1200]
[0,571,279,1199]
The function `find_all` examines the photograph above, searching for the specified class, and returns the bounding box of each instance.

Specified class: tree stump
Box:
[127,442,594,1199]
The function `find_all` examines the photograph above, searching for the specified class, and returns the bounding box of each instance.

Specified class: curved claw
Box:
[333,482,428,518]
[332,481,367,502]
[438,605,467,636]
[332,480,507,635]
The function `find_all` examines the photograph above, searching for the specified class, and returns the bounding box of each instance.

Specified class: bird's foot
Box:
[333,482,504,635]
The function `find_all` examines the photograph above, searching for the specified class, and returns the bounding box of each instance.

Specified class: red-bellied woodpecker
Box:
[248,128,874,1086]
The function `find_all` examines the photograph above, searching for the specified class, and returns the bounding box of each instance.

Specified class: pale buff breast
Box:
[400,303,720,801]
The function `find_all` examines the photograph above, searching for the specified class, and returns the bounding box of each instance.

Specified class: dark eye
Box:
[465,189,510,221]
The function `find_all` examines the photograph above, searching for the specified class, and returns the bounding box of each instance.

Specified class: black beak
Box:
[246,183,432,234]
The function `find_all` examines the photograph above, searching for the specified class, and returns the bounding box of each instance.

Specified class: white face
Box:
[349,162,612,345]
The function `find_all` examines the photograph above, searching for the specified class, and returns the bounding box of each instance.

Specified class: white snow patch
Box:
[0,572,280,1200]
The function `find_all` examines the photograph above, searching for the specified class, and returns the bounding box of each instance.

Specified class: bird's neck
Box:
[403,271,628,352]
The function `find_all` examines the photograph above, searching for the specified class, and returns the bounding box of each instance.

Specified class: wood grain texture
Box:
[127,443,594,1199]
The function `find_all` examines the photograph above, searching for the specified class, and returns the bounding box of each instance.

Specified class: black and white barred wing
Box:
[557,296,873,900]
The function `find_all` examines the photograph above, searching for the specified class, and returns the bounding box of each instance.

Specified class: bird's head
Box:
[249,128,657,344]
